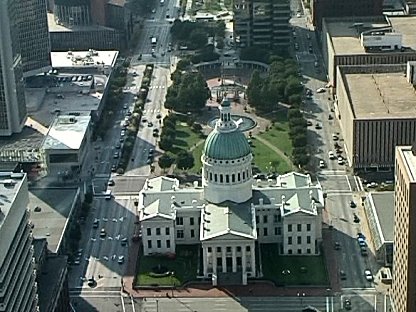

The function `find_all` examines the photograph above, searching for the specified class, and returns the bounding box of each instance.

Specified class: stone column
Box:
[250,244,256,276]
[222,249,227,273]
[203,246,208,276]
[212,246,217,275]
[242,247,247,275]
[232,246,237,272]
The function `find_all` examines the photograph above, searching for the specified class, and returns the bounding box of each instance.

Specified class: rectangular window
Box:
[273,214,278,223]
[217,247,222,253]
[263,215,268,223]
[278,214,281,222]
[147,240,152,248]
[165,227,170,235]
[256,216,259,224]
[288,237,292,245]
[263,228,268,236]
[288,249,292,254]
[307,224,311,231]
[237,246,241,252]
[277,227,281,235]
[177,229,184,238]
[246,246,250,252]
[226,246,231,253]
[307,248,311,254]
[297,224,302,231]
[176,217,183,225]
[297,249,302,254]
[156,228,161,235]
[157,240,161,248]
[288,224,292,232]
[147,228,151,236]
[191,229,195,238]
[190,217,194,226]
[166,240,171,248]
[297,236,302,244]
[274,227,278,235]
[307,236,311,244]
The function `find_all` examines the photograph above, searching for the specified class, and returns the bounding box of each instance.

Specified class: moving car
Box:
[108,179,115,186]
[319,160,326,168]
[350,200,357,208]
[344,298,352,310]
[339,270,347,280]
[315,123,322,130]
[334,241,341,250]
[121,237,128,246]
[93,219,99,228]
[118,256,125,264]
[328,151,336,160]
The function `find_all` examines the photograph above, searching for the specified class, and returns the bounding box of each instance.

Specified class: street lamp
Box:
[297,292,305,308]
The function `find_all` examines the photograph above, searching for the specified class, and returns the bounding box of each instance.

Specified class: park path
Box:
[254,135,297,171]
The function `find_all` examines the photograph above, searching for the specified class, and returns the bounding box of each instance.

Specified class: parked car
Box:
[328,151,336,160]
[353,213,360,223]
[344,298,352,310]
[315,123,322,129]
[334,241,341,250]
[108,179,115,186]
[118,255,125,264]
[339,270,347,280]
[360,246,368,256]
[93,219,99,228]
[100,228,106,238]
[364,269,373,281]
[319,160,326,168]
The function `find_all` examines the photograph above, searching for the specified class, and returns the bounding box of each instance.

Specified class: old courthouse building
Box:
[138,99,324,285]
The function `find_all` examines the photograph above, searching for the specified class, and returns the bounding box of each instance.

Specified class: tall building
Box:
[17,0,51,77]
[311,0,383,30]
[138,99,324,285]
[0,172,38,312]
[233,0,291,49]
[0,0,27,136]
[392,145,416,312]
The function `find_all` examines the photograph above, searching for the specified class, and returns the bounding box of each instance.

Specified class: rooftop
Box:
[398,146,416,181]
[324,16,416,55]
[0,172,27,228]
[368,192,394,243]
[43,115,91,150]
[342,71,416,119]
[51,50,118,69]
[0,127,44,162]
[29,187,79,253]
[201,202,256,240]
[47,12,117,32]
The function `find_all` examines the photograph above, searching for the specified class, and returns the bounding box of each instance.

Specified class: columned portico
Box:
[201,241,256,280]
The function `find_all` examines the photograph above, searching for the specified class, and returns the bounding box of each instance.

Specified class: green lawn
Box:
[261,244,329,286]
[251,138,292,174]
[258,120,293,158]
[223,0,233,10]
[189,143,204,174]
[137,245,199,286]
[171,123,204,154]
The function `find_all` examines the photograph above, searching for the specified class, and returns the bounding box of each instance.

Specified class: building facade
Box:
[0,172,38,312]
[311,0,383,30]
[392,145,416,312]
[335,64,416,171]
[233,0,291,49]
[17,0,51,77]
[138,100,324,285]
[0,0,28,136]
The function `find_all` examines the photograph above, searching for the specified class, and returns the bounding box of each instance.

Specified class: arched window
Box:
[220,174,223,183]
[209,172,213,181]
[214,174,218,182]
[242,172,246,180]
[238,173,241,181]
[232,174,235,183]
[226,175,229,183]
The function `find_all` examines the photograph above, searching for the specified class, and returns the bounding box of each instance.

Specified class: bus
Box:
[151,37,157,46]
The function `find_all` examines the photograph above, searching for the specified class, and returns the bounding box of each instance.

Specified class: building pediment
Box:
[201,230,256,241]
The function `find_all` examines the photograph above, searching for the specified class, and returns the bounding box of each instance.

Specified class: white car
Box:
[296,13,302,18]
[118,255,125,264]
[328,151,336,160]
[316,88,326,93]
[337,157,344,165]
[319,160,326,168]
[364,269,373,281]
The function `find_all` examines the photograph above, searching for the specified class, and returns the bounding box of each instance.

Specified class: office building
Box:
[335,63,416,171]
[0,0,27,136]
[321,16,416,89]
[233,0,291,49]
[0,172,38,312]
[311,0,383,30]
[138,99,324,285]
[392,145,416,312]
[17,0,51,77]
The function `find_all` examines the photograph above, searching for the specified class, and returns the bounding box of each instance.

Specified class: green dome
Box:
[204,129,251,160]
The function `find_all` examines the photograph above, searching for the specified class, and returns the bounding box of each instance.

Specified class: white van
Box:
[104,190,112,200]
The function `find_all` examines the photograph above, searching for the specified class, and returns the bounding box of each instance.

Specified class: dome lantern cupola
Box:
[202,98,253,204]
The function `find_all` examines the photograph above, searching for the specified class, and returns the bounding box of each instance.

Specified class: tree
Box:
[189,28,208,50]
[288,108,303,120]
[292,133,307,147]
[158,154,175,172]
[159,137,174,151]
[176,59,190,71]
[247,70,263,107]
[176,151,194,170]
